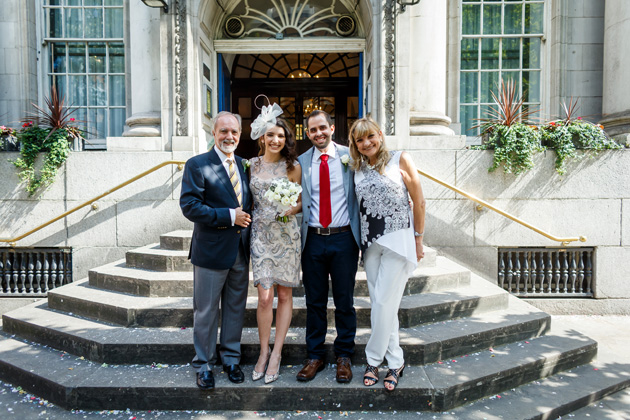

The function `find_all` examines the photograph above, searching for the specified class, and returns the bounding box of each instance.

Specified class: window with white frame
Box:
[460,0,543,136]
[43,0,126,148]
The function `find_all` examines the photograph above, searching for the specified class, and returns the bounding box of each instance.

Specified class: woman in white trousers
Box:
[349,117,426,392]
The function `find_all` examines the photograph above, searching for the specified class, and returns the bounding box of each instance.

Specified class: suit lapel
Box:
[336,144,351,200]
[209,147,239,206]
[303,147,315,196]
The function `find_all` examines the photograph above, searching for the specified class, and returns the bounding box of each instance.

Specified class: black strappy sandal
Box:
[383,364,405,392]
[363,365,379,386]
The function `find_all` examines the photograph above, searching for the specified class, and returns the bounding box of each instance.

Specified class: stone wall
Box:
[0,152,194,281]
[2,149,629,312]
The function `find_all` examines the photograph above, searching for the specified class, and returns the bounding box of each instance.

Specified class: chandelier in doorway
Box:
[223,0,358,39]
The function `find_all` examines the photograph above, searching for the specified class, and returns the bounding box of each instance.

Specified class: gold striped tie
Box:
[227,159,242,206]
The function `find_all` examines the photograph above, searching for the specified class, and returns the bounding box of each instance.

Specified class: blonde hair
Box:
[348,117,390,174]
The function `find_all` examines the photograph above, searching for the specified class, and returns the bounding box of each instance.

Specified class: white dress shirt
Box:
[309,143,351,228]
[214,146,242,226]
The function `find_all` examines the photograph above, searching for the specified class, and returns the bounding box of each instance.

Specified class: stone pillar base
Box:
[600,112,630,138]
[107,137,162,151]
[123,112,161,137]
[409,111,455,136]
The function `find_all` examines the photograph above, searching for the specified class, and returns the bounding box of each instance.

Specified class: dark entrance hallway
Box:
[228,53,361,158]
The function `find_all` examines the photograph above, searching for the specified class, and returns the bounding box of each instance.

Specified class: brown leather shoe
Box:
[296,359,325,382]
[336,357,353,383]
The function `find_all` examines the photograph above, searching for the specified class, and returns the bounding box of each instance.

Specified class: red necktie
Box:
[319,154,332,228]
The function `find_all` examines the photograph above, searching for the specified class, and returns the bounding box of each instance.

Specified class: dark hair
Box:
[257,117,298,172]
[306,110,333,128]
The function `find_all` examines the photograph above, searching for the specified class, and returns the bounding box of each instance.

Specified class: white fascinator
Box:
[250,102,284,140]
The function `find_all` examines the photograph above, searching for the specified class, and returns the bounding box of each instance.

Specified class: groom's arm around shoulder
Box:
[180,153,232,228]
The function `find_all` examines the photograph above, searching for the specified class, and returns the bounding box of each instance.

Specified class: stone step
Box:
[159,230,192,251]
[441,362,630,419]
[0,324,599,411]
[45,275,506,329]
[125,241,439,272]
[1,295,546,365]
[88,256,468,298]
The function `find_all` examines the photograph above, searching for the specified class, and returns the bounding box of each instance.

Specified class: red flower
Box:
[549,122,556,126]
[70,118,75,122]
[577,117,582,120]
[22,121,33,128]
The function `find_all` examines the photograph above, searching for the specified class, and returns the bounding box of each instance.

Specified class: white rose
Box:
[281,196,290,206]
[274,192,281,201]
[341,155,349,164]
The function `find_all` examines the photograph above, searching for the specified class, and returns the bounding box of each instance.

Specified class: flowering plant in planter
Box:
[541,98,622,175]
[11,86,85,196]
[471,79,543,175]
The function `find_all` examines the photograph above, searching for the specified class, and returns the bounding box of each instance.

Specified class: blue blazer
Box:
[298,143,361,250]
[180,147,252,270]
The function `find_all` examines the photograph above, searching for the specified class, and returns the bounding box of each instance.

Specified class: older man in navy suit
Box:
[180,111,252,389]
[296,110,361,383]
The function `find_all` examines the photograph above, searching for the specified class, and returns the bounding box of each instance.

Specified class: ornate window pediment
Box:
[221,0,360,39]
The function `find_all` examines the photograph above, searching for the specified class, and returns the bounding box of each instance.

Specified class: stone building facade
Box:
[1,0,630,311]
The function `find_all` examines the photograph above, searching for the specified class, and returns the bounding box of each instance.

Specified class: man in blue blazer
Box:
[180,111,252,389]
[296,110,361,383]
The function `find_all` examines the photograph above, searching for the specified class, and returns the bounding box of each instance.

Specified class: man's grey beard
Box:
[218,141,237,154]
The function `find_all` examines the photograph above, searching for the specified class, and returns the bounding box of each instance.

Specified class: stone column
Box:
[122,2,162,138]
[407,0,454,136]
[601,0,630,144]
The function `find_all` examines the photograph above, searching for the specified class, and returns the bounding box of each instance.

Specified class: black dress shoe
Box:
[223,364,245,383]
[196,370,214,389]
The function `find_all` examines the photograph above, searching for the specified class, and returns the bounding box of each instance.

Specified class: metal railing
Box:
[0,161,185,247]
[417,170,587,245]
[0,160,584,247]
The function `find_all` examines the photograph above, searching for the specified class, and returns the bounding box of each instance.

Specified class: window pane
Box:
[502,38,520,69]
[89,108,107,139]
[480,71,499,103]
[89,75,107,106]
[49,8,63,37]
[85,8,103,38]
[68,43,86,73]
[523,37,541,69]
[502,71,520,87]
[460,105,478,135]
[462,4,481,35]
[481,38,499,69]
[48,0,61,5]
[66,7,83,38]
[525,3,544,34]
[51,75,67,100]
[52,43,66,73]
[105,8,123,38]
[480,104,494,121]
[523,71,541,103]
[105,0,123,5]
[89,43,106,73]
[460,72,478,103]
[69,75,87,106]
[483,4,501,35]
[504,4,522,34]
[85,0,103,5]
[109,75,125,106]
[461,38,479,70]
[66,0,81,5]
[108,43,124,72]
[109,108,126,137]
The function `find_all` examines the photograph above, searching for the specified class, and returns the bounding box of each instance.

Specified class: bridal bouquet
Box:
[264,178,302,222]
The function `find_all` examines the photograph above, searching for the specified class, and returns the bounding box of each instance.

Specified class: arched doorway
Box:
[230,52,361,157]
[210,0,367,159]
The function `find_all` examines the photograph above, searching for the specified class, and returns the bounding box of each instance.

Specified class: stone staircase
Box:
[0,230,628,415]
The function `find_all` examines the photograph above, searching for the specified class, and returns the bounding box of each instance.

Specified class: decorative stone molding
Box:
[383,0,397,135]
[174,0,188,137]
[409,111,455,136]
[600,111,630,138]
[122,112,161,137]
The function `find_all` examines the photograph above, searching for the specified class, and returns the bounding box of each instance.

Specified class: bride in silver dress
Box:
[249,104,302,384]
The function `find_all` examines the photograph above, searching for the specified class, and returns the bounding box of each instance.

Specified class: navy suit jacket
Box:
[180,147,252,270]
[298,143,361,250]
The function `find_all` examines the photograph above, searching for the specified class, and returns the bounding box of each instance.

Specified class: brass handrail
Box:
[0,159,586,247]
[1,160,186,247]
[417,169,587,246]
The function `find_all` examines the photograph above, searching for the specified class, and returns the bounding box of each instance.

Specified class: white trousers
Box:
[363,242,409,369]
